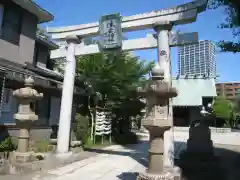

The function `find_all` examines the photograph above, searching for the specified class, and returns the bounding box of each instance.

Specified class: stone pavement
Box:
[29,141,148,180]
[2,137,240,180]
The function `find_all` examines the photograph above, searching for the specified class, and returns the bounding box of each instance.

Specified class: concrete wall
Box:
[0,6,38,65]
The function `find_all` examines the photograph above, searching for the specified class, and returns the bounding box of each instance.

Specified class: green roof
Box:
[172,78,217,106]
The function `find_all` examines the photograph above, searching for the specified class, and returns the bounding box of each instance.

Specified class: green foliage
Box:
[32,139,53,153]
[74,52,151,144]
[233,97,240,113]
[217,41,240,53]
[0,137,16,152]
[213,96,234,125]
[208,0,239,53]
[76,52,154,110]
[74,113,90,144]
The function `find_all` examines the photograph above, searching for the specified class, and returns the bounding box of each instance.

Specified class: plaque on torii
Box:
[99,13,123,50]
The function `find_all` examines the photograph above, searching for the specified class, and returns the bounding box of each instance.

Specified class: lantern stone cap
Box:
[151,63,164,78]
[13,77,43,100]
[25,76,34,87]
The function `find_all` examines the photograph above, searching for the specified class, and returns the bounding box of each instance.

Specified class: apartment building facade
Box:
[178,40,216,77]
[216,82,240,101]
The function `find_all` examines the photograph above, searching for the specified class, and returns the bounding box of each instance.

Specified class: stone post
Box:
[12,77,43,163]
[57,35,81,154]
[137,64,178,180]
[153,21,174,168]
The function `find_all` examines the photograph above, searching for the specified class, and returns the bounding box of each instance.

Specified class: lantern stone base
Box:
[164,166,182,180]
[137,169,181,180]
[11,151,35,163]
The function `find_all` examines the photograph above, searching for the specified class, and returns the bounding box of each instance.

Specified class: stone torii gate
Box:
[47,0,208,168]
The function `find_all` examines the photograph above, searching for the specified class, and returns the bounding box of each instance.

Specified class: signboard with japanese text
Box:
[99,13,123,50]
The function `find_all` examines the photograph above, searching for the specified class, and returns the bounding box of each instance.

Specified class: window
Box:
[235,88,240,93]
[3,88,10,104]
[1,88,12,113]
[35,96,50,125]
[1,5,22,45]
[0,5,3,33]
[226,93,233,97]
[34,44,49,68]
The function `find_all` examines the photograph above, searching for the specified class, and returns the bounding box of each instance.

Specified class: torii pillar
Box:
[56,35,80,154]
[153,21,175,168]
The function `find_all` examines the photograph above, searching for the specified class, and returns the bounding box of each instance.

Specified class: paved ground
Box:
[30,142,148,180]
[0,142,147,180]
[2,137,240,180]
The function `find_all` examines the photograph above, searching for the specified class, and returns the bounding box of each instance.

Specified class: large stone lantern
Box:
[137,63,178,180]
[12,77,43,163]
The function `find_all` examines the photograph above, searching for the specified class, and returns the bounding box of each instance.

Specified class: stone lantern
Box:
[137,63,178,180]
[12,77,43,163]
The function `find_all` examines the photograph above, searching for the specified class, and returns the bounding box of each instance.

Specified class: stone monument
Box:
[137,64,179,180]
[179,105,219,180]
[12,76,43,163]
[186,119,214,155]
[186,104,214,155]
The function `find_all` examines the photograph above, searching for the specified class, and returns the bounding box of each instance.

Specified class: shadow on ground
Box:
[176,146,240,180]
[176,120,240,180]
[83,141,149,168]
[117,172,138,180]
[84,129,240,180]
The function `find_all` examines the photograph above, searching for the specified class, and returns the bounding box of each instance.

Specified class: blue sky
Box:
[35,0,239,82]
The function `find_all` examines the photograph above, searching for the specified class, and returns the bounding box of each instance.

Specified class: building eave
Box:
[24,62,87,89]
[0,58,89,96]
[12,0,54,23]
[36,35,59,50]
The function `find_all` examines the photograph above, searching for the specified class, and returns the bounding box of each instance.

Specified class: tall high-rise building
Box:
[178,40,216,77]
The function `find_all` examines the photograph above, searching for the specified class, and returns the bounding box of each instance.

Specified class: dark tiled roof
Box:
[12,0,54,23]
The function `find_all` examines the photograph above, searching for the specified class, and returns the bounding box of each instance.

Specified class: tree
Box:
[76,52,153,109]
[74,52,154,143]
[213,96,235,126]
[232,97,240,125]
[208,0,239,53]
